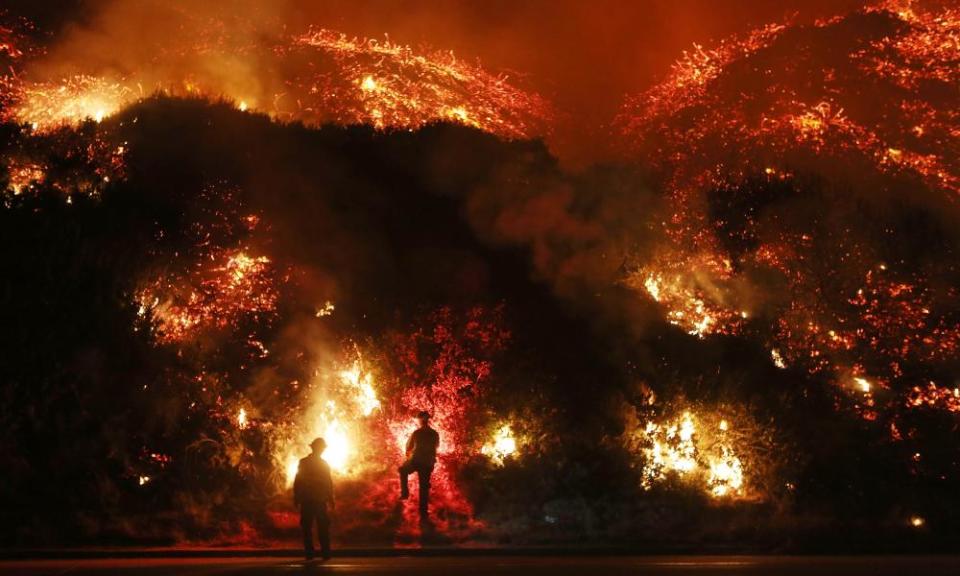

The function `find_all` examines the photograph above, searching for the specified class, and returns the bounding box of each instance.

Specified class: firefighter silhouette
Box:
[399,411,440,516]
[294,437,334,560]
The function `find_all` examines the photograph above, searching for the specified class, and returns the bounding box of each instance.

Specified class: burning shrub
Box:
[625,398,783,503]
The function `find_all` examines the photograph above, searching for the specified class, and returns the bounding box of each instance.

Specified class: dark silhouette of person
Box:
[398,410,440,516]
[294,437,334,561]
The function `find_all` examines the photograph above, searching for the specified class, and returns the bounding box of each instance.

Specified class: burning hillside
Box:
[0,16,550,138]
[2,0,960,553]
[618,1,960,429]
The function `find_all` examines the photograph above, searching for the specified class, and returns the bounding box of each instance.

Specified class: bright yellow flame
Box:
[338,362,381,416]
[481,424,518,466]
[708,449,744,497]
[910,515,925,527]
[138,475,151,486]
[445,105,475,126]
[360,75,378,92]
[321,417,351,471]
[771,348,787,369]
[285,456,299,486]
[12,76,135,130]
[237,407,248,429]
[644,274,662,301]
[224,252,270,285]
[315,301,336,317]
[633,254,743,339]
[854,376,872,393]
[279,357,381,485]
[283,413,352,486]
[238,100,249,112]
[640,410,747,498]
[642,412,698,488]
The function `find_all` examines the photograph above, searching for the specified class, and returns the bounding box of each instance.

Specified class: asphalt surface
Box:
[3,556,960,575]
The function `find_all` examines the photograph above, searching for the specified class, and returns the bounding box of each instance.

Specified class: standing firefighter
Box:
[399,410,440,516]
[294,437,334,561]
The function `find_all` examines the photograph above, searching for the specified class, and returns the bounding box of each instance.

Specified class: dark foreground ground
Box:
[3,556,960,575]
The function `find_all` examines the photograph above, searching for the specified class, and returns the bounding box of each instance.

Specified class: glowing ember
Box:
[137,248,278,345]
[5,159,45,195]
[906,382,960,413]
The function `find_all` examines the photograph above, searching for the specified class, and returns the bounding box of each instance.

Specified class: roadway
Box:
[3,555,959,575]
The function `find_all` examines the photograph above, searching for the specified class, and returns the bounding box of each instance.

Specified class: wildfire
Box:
[5,75,138,130]
[906,382,960,413]
[4,159,46,194]
[631,251,742,338]
[137,248,278,345]
[770,349,787,369]
[3,26,550,139]
[337,360,381,417]
[284,28,549,137]
[282,408,356,484]
[642,412,698,484]
[237,407,249,429]
[708,446,744,498]
[481,423,518,466]
[617,2,960,424]
[315,301,335,317]
[278,354,382,483]
[0,19,25,60]
[637,410,748,499]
